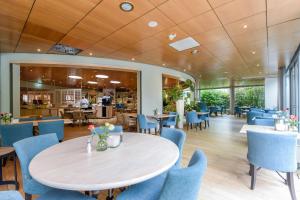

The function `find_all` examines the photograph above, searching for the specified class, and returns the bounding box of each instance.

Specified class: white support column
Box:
[265,76,279,109]
[0,54,10,113]
[12,64,20,117]
[229,79,235,115]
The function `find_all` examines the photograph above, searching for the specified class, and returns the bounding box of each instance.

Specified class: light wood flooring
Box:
[1,115,299,200]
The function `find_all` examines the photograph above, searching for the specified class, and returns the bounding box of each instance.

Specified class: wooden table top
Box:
[148,114,176,119]
[65,110,95,113]
[0,147,14,157]
[11,119,72,127]
[197,112,209,115]
[29,133,179,191]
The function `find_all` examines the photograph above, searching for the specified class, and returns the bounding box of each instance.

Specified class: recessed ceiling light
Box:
[224,71,229,74]
[243,24,248,29]
[87,81,97,84]
[110,80,121,84]
[162,63,166,66]
[148,21,158,28]
[68,75,82,79]
[131,57,135,61]
[191,49,198,54]
[96,74,109,79]
[37,48,41,52]
[169,37,200,51]
[30,69,33,72]
[89,52,93,56]
[120,2,134,12]
[252,51,256,54]
[168,33,177,40]
[256,64,260,67]
[183,69,186,72]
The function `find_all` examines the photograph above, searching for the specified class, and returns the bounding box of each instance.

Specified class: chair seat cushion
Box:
[36,189,96,200]
[0,191,23,200]
[117,172,167,200]
[162,121,176,126]
[147,122,157,129]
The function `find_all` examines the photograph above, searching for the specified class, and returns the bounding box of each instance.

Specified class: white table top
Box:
[12,119,72,127]
[240,125,300,138]
[29,133,179,191]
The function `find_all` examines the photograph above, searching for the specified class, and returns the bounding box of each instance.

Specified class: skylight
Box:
[169,37,200,51]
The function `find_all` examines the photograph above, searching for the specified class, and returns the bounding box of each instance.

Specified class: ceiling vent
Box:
[50,44,82,55]
[169,37,200,51]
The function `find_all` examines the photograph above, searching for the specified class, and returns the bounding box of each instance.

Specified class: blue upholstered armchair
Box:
[254,118,275,126]
[161,128,186,168]
[247,131,297,200]
[0,123,33,147]
[137,114,158,133]
[186,111,203,130]
[162,112,177,127]
[247,111,264,125]
[116,149,207,200]
[38,120,64,141]
[13,134,95,200]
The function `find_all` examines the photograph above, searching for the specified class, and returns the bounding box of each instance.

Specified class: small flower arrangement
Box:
[88,123,115,151]
[0,112,12,124]
[289,115,299,131]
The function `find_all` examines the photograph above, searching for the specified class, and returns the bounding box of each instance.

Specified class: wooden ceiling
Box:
[20,65,137,90]
[1,0,300,81]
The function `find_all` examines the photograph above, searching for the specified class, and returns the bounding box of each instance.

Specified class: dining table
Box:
[148,114,177,134]
[29,133,179,199]
[12,119,72,127]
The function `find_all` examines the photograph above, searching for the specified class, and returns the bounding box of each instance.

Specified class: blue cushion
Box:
[0,191,23,200]
[0,123,33,147]
[38,120,64,141]
[36,189,96,200]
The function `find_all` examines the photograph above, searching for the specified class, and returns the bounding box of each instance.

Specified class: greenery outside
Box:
[200,89,230,108]
[235,86,265,108]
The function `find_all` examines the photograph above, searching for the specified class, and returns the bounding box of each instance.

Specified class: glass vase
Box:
[96,137,108,151]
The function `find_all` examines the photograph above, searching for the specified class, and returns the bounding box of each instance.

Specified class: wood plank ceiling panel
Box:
[0,0,34,52]
[61,0,155,50]
[16,0,101,52]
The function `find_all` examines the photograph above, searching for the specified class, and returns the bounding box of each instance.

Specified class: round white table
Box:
[29,133,179,192]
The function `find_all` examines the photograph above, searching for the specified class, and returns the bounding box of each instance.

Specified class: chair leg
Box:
[287,172,297,200]
[148,129,151,134]
[200,122,202,130]
[25,193,32,200]
[155,128,157,133]
[250,164,257,190]
[207,120,210,127]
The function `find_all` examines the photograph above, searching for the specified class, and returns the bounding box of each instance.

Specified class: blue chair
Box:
[41,116,61,120]
[198,113,210,128]
[13,134,95,200]
[18,117,37,122]
[38,120,64,141]
[247,131,297,200]
[0,123,33,147]
[247,111,264,125]
[0,191,23,200]
[199,102,208,112]
[234,107,242,117]
[137,114,158,134]
[209,106,218,116]
[186,111,203,130]
[161,128,186,168]
[116,150,207,200]
[162,112,177,127]
[254,118,275,126]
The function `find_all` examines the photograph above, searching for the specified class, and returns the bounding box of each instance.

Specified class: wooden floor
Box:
[1,116,299,199]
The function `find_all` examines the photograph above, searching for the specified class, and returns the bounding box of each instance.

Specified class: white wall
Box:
[265,76,279,109]
[0,53,194,116]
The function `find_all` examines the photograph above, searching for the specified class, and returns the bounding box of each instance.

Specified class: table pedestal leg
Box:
[106,189,114,200]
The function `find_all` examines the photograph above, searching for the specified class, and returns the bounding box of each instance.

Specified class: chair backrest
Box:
[186,111,197,123]
[0,123,33,147]
[254,118,275,126]
[13,134,58,193]
[38,120,64,141]
[18,117,36,122]
[41,116,61,120]
[0,191,24,200]
[161,128,186,167]
[247,111,264,125]
[116,113,124,125]
[199,102,208,112]
[158,150,207,200]
[137,114,147,129]
[73,111,84,120]
[167,112,177,122]
[247,131,297,172]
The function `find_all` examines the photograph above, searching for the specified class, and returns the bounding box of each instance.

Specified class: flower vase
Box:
[96,137,108,151]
